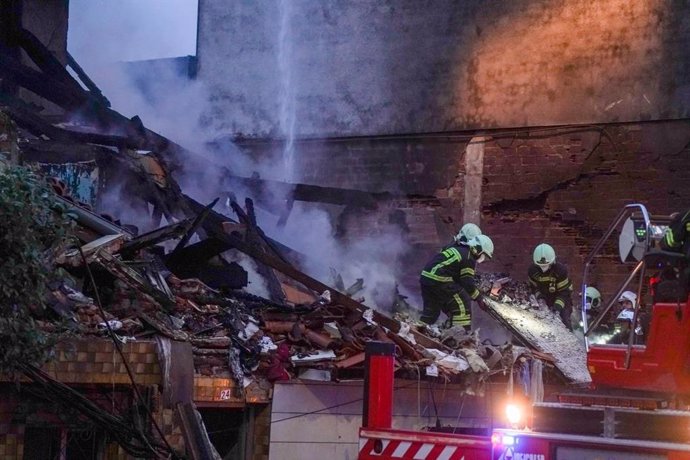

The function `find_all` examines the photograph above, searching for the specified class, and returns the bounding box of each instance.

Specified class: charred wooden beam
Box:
[66,51,110,107]
[0,94,135,147]
[230,198,287,303]
[185,196,306,267]
[119,218,195,256]
[94,250,176,310]
[0,45,90,111]
[233,197,290,265]
[224,175,389,208]
[170,198,218,255]
[182,196,449,351]
[16,28,83,94]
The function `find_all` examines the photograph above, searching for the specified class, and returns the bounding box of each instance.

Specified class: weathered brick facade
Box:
[0,339,268,459]
[237,119,690,307]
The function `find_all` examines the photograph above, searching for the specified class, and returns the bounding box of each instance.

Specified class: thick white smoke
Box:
[67,2,418,312]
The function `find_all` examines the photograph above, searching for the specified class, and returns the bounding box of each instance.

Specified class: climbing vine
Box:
[0,163,74,373]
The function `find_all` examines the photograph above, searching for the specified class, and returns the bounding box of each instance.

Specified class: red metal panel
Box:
[588,301,690,396]
[491,429,690,460]
[366,353,395,429]
[359,427,492,460]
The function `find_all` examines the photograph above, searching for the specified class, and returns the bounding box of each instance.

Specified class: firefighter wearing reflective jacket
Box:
[419,233,494,330]
[528,243,573,331]
[661,209,690,257]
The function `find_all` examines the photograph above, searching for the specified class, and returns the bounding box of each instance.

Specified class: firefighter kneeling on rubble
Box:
[419,224,493,332]
[528,243,574,331]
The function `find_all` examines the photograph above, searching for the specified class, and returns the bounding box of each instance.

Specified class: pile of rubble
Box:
[39,189,520,391]
[478,274,591,383]
[13,169,515,397]
[0,28,572,401]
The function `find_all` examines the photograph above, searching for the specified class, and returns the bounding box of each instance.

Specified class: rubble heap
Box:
[0,27,575,401]
[478,273,591,383]
[41,211,516,393]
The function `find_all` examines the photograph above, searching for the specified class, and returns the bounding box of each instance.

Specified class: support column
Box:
[463,136,488,226]
[362,341,395,429]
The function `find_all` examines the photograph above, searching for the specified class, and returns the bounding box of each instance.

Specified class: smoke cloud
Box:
[67,2,419,312]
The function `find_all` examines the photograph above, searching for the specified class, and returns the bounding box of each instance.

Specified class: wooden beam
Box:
[119,219,194,255]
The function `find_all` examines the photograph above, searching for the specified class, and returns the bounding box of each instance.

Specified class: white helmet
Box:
[616,309,635,322]
[533,243,556,272]
[584,286,601,311]
[618,290,637,308]
[469,234,494,259]
[455,223,482,244]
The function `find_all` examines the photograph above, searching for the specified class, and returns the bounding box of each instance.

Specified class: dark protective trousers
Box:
[419,280,472,329]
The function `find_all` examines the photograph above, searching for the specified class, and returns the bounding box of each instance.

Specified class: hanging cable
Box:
[76,246,183,459]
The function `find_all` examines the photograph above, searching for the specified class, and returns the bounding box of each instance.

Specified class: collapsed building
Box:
[0,16,579,460]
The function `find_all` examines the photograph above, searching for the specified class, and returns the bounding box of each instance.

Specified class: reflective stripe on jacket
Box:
[527,261,572,309]
[421,244,481,299]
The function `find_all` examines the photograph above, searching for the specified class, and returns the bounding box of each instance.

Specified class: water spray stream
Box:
[278,0,296,181]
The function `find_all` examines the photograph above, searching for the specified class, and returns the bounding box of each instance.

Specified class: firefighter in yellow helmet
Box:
[419,234,494,331]
[528,243,573,331]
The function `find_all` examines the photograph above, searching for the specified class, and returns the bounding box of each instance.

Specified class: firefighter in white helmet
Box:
[419,233,494,331]
[609,290,644,344]
[454,223,482,245]
[528,243,574,331]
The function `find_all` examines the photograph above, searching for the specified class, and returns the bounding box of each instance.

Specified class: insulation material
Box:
[484,297,591,383]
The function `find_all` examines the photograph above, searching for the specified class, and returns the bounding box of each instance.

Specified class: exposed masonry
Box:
[234,122,690,307]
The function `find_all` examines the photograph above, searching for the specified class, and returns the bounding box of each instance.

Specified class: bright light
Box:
[506,403,522,425]
[491,433,516,446]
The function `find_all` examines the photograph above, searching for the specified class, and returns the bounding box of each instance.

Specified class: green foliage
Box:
[0,164,74,373]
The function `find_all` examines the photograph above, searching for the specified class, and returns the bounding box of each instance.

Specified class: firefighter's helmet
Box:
[618,290,637,308]
[616,308,635,323]
[469,234,494,259]
[533,243,556,271]
[585,286,601,311]
[455,223,482,244]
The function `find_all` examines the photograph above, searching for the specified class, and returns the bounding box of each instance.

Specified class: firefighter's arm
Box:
[662,211,689,250]
[457,264,482,300]
[527,268,540,296]
[553,273,573,310]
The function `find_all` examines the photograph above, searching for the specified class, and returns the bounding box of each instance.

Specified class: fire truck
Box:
[358,204,690,460]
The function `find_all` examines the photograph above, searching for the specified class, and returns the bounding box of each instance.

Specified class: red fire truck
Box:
[358,204,690,460]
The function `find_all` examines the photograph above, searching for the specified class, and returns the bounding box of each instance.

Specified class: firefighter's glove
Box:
[476,296,489,311]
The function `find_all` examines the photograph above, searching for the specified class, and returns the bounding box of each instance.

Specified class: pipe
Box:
[363,341,395,430]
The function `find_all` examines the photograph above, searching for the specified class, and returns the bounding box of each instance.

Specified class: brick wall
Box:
[480,122,690,299]
[251,404,272,460]
[0,339,178,459]
[0,396,22,459]
[239,119,690,309]
[42,339,161,385]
